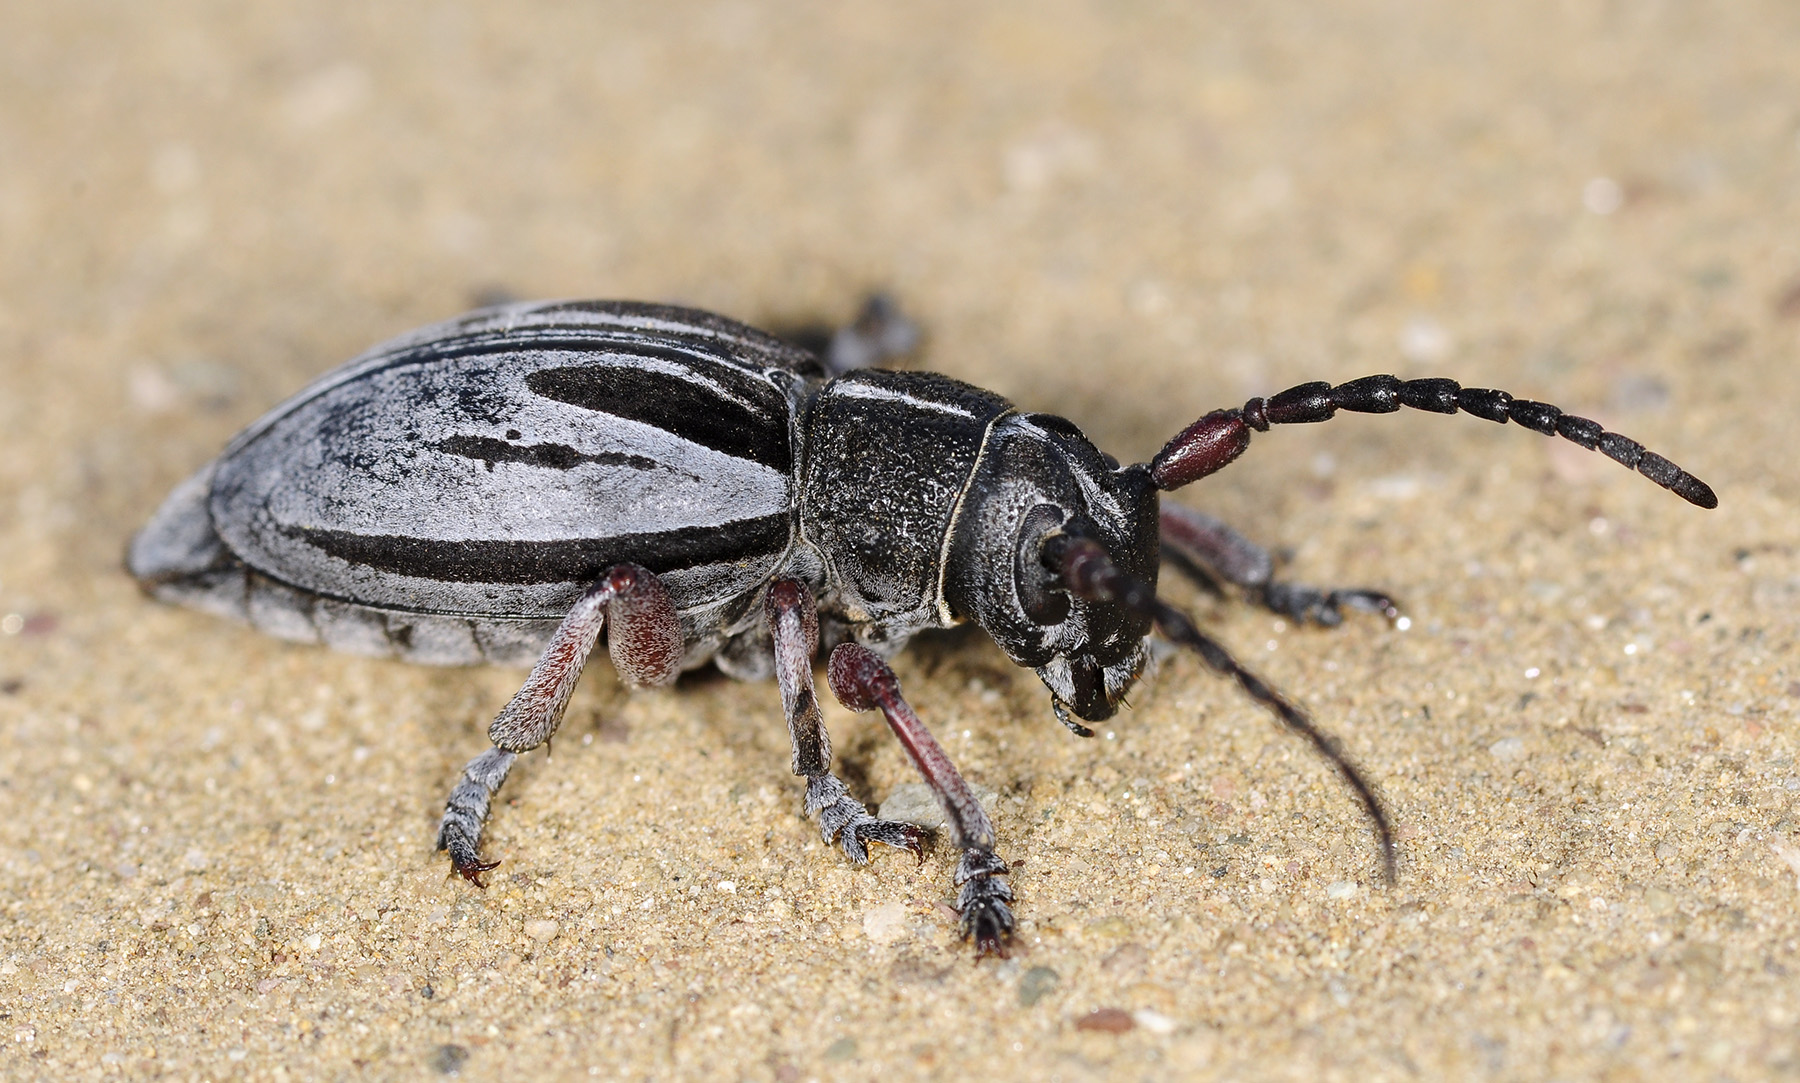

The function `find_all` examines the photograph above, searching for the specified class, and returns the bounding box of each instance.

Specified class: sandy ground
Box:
[3,2,1799,1080]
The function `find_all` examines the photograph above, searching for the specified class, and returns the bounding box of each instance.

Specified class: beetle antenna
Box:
[1146,374,1717,509]
[1044,534,1397,883]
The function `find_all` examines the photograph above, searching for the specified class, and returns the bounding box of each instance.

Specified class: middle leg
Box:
[764,580,924,864]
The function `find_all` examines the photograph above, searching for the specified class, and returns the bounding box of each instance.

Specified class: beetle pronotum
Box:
[128,298,1714,954]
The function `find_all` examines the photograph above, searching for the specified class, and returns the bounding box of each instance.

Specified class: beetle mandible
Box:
[128,297,1715,954]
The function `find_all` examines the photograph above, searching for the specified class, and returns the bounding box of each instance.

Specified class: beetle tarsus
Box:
[954,848,1016,957]
[452,857,501,888]
[805,775,929,863]
[437,746,518,883]
[1050,699,1096,738]
[824,294,921,374]
[1259,582,1400,627]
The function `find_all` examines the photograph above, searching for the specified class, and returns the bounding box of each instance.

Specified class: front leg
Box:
[764,581,924,863]
[826,643,1015,956]
[1159,501,1398,626]
[438,564,682,884]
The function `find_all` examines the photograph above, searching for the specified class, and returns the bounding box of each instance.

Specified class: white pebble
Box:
[1399,318,1452,364]
[1488,737,1526,761]
[862,900,910,944]
[1583,176,1623,215]
[1132,1009,1178,1035]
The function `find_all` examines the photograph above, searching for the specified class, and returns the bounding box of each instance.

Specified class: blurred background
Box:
[2,2,1797,1080]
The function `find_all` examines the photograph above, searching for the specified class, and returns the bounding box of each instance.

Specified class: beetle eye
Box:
[1016,504,1071,625]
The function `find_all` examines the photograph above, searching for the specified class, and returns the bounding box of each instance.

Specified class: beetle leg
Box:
[826,643,1015,957]
[438,564,682,885]
[1159,502,1399,627]
[823,294,921,374]
[764,581,925,864]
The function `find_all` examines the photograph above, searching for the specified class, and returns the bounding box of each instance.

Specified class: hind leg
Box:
[438,564,682,884]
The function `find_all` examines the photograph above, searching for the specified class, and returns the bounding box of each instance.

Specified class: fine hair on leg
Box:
[439,563,681,884]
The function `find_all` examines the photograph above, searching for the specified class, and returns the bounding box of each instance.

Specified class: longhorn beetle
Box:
[128,297,1715,954]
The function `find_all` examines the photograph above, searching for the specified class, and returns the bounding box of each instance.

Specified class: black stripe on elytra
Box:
[278,332,795,463]
[286,514,790,585]
[431,434,675,475]
[523,363,790,469]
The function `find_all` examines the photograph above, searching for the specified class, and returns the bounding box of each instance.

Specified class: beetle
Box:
[127,296,1715,954]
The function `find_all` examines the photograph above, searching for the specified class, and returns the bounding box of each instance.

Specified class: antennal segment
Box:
[1148,374,1717,509]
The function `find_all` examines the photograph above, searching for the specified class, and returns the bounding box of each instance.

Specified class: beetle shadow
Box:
[663,655,883,798]
[763,319,834,362]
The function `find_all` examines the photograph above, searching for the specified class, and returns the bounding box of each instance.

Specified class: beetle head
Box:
[944,413,1160,725]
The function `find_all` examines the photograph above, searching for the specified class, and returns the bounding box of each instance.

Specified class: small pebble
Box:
[1018,966,1060,1007]
[1399,318,1451,363]
[879,782,997,829]
[1583,176,1623,215]
[861,900,909,944]
[1076,1008,1134,1034]
[1325,881,1357,901]
[1132,1009,1178,1035]
[524,919,559,943]
[430,1044,470,1076]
